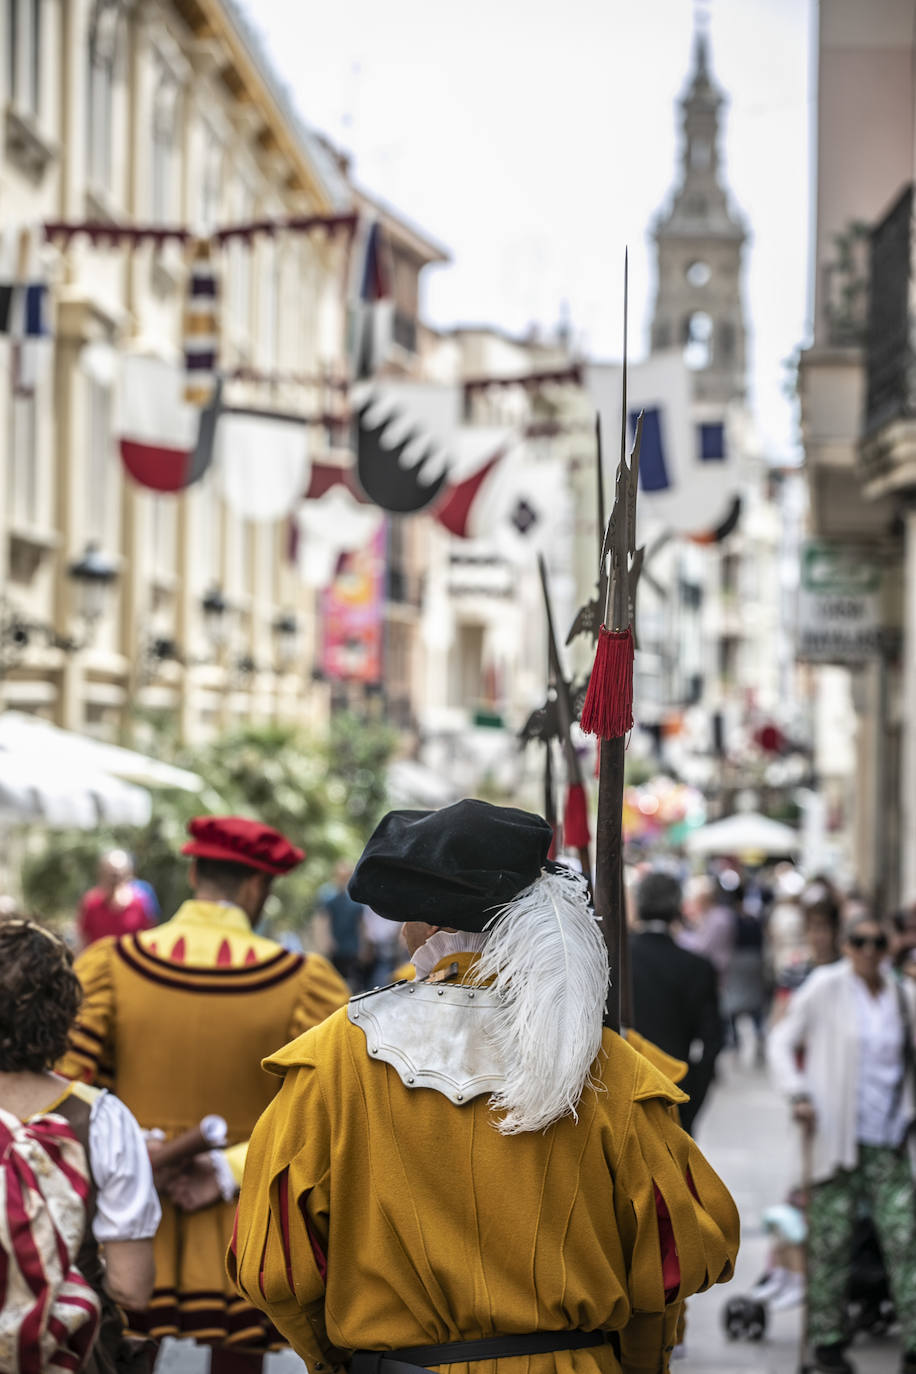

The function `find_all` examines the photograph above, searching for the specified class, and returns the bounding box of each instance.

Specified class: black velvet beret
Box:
[348,799,553,931]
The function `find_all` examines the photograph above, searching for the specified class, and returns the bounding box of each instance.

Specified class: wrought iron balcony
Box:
[865,184,915,435]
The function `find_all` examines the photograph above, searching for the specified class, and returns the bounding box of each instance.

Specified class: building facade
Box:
[0,0,579,801]
[1,0,370,742]
[2,0,454,757]
[798,0,916,906]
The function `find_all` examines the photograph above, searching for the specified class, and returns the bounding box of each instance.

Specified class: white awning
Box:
[386,759,460,809]
[0,712,203,793]
[0,710,203,829]
[686,811,801,858]
[0,753,152,829]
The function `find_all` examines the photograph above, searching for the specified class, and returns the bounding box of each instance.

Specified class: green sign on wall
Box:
[797,540,885,663]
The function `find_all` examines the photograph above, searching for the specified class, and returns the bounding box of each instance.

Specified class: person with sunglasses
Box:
[768,911,916,1373]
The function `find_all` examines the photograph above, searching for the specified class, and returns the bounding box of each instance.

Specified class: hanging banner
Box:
[352,378,513,515]
[295,486,384,588]
[319,522,387,683]
[217,408,310,522]
[118,354,217,492]
[584,351,738,540]
[43,214,356,253]
[183,238,219,406]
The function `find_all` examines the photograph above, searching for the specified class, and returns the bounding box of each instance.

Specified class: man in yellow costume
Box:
[231,800,740,1374]
[58,814,350,1369]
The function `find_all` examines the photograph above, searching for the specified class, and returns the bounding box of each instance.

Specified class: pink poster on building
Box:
[319,521,386,683]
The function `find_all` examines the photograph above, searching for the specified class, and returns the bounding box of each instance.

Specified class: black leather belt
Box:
[350,1329,620,1374]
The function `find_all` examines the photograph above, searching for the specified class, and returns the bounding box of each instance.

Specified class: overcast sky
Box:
[243,0,813,462]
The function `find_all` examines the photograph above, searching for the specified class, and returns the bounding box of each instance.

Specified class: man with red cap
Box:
[58,815,349,1370]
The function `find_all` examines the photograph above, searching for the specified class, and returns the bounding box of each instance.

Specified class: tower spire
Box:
[648,13,748,405]
[693,2,710,80]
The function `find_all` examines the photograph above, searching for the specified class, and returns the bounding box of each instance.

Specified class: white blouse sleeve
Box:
[88,1091,162,1243]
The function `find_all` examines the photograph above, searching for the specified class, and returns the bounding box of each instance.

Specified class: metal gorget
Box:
[348,979,505,1105]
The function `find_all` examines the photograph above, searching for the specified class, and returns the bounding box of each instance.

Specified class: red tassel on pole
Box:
[580,625,634,740]
[563,781,591,848]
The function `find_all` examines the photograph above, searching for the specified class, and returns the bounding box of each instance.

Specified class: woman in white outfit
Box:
[768,912,916,1374]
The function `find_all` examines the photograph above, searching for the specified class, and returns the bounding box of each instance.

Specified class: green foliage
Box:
[20,716,396,934]
[327,711,398,830]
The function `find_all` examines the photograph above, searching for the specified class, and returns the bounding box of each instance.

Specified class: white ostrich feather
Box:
[472,867,609,1134]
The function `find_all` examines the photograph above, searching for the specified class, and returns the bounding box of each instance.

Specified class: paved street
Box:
[158,1037,904,1374]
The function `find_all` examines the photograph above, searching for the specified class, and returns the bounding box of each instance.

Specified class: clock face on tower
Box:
[686,261,712,288]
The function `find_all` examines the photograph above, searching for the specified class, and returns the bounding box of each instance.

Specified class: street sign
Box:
[797,540,886,663]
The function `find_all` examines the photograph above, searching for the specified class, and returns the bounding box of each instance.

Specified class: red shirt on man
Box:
[78,887,151,946]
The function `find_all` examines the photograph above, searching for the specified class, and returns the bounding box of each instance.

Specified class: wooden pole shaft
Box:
[618,867,633,1027]
[544,738,557,834]
[592,249,636,1035]
[595,735,625,1031]
[596,417,607,620]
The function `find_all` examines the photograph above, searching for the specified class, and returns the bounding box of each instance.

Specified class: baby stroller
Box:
[723,1205,895,1346]
[723,1200,806,1343]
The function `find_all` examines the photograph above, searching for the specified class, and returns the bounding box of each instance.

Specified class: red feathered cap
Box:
[182,816,304,875]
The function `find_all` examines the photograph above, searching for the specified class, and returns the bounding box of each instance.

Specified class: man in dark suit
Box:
[630,871,723,1135]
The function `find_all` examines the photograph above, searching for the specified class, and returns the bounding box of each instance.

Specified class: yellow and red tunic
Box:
[231,952,739,1374]
[58,900,349,1351]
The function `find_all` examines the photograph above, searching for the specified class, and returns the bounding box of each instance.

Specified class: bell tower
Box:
[650,25,747,405]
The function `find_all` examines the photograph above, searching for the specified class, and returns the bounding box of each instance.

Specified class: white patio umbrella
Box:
[685,811,801,858]
[0,752,152,829]
[0,712,203,793]
[386,759,460,809]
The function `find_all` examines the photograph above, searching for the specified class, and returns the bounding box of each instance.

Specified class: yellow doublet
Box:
[231,955,739,1374]
[59,900,350,1350]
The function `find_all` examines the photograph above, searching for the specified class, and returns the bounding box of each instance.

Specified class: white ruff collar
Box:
[411,930,489,980]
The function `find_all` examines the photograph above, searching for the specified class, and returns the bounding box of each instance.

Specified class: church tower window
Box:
[684,312,714,370]
[691,137,712,170]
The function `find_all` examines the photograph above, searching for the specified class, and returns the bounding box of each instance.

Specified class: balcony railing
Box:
[865,184,914,434]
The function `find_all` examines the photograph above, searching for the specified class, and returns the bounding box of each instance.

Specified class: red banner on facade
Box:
[319,522,386,683]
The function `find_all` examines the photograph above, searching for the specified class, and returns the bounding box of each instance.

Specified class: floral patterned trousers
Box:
[807,1143,916,1349]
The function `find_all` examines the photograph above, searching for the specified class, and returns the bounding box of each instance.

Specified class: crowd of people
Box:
[1,807,916,1374]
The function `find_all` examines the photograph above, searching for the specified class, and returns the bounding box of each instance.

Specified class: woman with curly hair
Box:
[0,917,160,1373]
